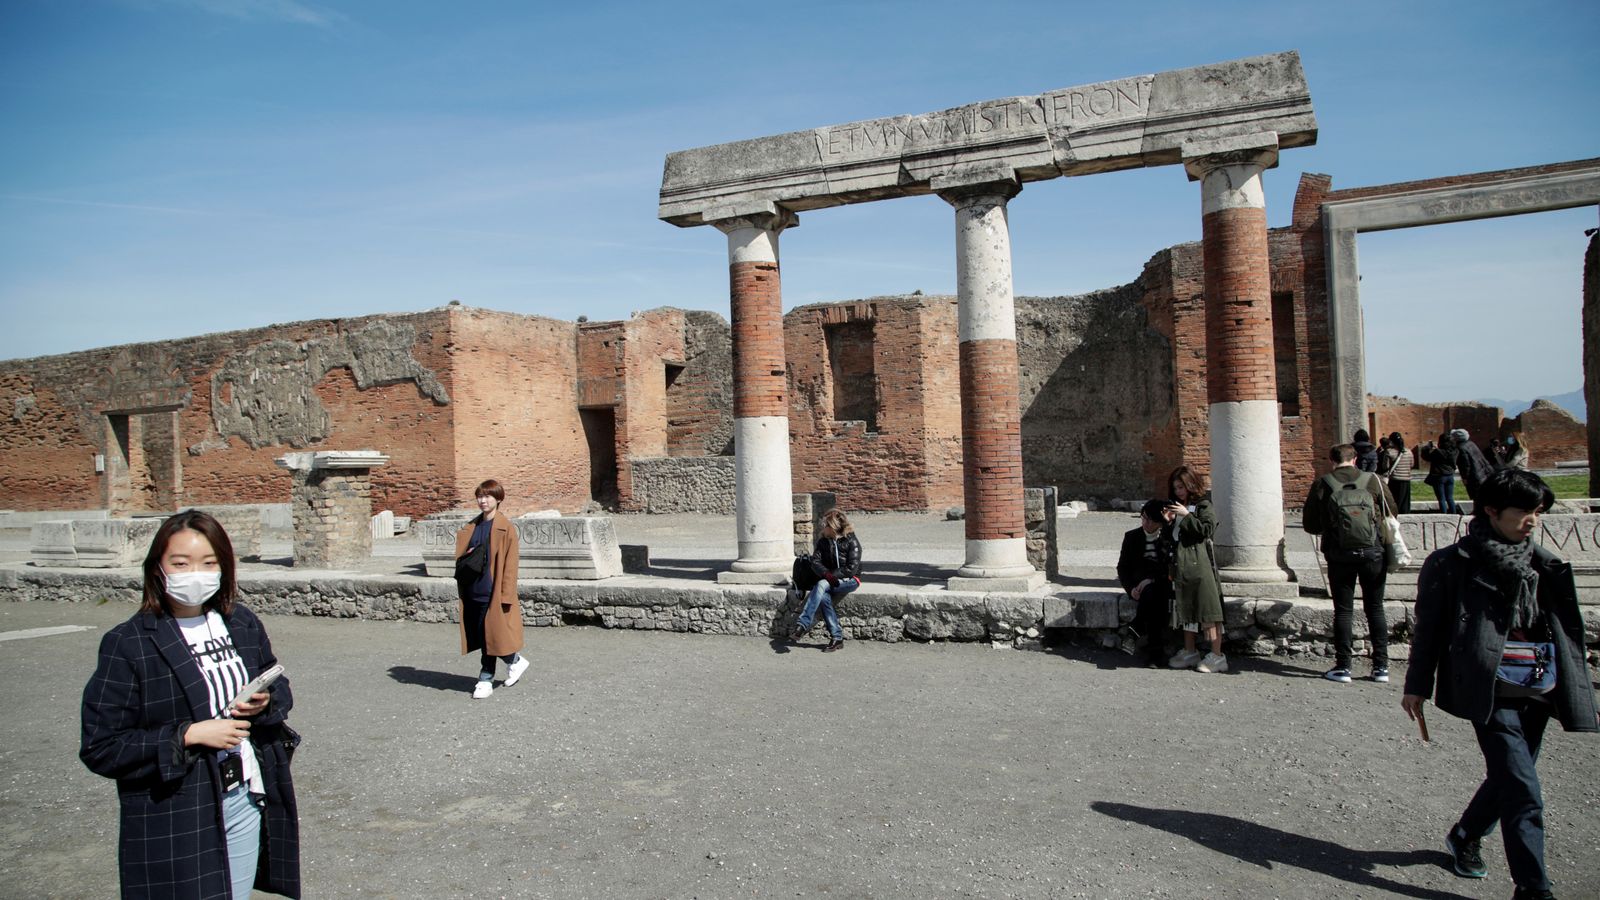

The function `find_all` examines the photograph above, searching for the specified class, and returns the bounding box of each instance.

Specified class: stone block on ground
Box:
[514,516,623,580]
[620,544,651,574]
[29,521,78,567]
[793,491,836,555]
[72,518,166,568]
[370,510,395,541]
[415,515,473,577]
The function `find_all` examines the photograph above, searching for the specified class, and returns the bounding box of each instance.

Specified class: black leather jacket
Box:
[1405,539,1598,732]
[809,534,862,579]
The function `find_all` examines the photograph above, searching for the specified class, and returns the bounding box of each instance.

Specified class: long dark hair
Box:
[1167,466,1206,504]
[139,510,238,617]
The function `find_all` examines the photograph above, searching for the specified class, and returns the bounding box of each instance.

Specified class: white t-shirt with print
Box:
[176,611,262,794]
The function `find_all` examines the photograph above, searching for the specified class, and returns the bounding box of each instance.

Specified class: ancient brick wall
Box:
[0,311,459,517]
[667,311,734,457]
[786,297,962,511]
[616,309,687,510]
[1016,286,1172,501]
[1368,397,1502,466]
[1514,400,1587,468]
[450,306,588,515]
[1137,245,1209,492]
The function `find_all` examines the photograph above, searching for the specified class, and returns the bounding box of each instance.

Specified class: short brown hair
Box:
[1329,443,1357,463]
[140,510,237,617]
[474,479,506,502]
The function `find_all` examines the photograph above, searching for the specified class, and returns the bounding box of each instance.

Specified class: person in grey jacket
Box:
[1402,469,1598,900]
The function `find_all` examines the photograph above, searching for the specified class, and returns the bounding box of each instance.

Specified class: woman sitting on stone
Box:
[790,509,862,653]
[1164,465,1227,674]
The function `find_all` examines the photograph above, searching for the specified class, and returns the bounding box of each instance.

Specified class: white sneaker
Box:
[504,655,530,687]
[1196,652,1229,673]
[471,679,493,700]
[1167,649,1202,669]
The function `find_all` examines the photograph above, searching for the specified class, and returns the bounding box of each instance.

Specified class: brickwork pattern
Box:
[1515,401,1588,468]
[1368,399,1502,465]
[959,339,1025,541]
[1200,206,1277,405]
[289,468,373,568]
[666,311,734,458]
[729,261,787,420]
[786,298,962,511]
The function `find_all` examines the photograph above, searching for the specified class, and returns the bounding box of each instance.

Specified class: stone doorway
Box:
[104,410,180,515]
[580,408,619,509]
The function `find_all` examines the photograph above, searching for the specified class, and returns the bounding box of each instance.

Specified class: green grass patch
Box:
[1409,472,1591,500]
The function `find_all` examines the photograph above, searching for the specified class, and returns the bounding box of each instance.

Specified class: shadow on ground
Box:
[386,665,477,693]
[1090,801,1457,899]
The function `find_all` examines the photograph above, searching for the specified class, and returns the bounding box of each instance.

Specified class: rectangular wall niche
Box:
[1271,292,1301,417]
[825,320,878,432]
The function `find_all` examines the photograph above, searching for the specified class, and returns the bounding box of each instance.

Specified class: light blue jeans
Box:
[222,782,263,900]
[797,577,858,641]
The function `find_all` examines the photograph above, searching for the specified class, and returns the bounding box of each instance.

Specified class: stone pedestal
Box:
[712,204,799,586]
[1024,487,1058,577]
[1183,134,1290,584]
[793,491,836,555]
[415,511,476,577]
[936,171,1044,593]
[276,451,389,569]
[30,517,167,568]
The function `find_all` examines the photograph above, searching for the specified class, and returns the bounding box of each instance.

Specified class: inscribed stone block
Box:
[30,521,77,567]
[514,516,622,580]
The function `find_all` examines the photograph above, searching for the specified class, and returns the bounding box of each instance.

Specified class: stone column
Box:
[934,170,1045,592]
[276,450,389,569]
[1183,134,1290,584]
[709,203,797,584]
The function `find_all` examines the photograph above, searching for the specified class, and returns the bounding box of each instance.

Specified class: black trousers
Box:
[1132,580,1172,663]
[1388,476,1411,514]
[1326,547,1388,669]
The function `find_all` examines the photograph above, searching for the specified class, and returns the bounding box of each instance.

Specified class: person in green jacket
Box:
[1164,465,1228,673]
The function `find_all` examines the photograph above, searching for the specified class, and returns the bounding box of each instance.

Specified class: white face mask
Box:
[164,571,221,608]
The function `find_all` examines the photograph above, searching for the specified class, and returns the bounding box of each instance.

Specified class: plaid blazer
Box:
[80,605,301,899]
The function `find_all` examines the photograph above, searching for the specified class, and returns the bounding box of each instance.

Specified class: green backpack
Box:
[1322,472,1379,551]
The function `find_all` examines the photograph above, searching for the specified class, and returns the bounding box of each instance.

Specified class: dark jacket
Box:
[1456,441,1494,500]
[1116,527,1170,595]
[1405,540,1598,732]
[1421,443,1458,479]
[1301,466,1396,555]
[1353,440,1380,473]
[81,605,301,899]
[1168,495,1223,621]
[810,534,862,580]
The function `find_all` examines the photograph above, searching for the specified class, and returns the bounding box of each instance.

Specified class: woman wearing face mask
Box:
[81,510,301,899]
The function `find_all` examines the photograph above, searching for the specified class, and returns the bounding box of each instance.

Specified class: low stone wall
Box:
[7,567,1596,661]
[628,456,735,514]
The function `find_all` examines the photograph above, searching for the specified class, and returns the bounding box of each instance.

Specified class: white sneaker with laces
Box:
[1196,652,1229,674]
[504,655,530,687]
[471,679,493,700]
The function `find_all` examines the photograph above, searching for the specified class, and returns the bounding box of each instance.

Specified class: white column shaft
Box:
[1208,400,1288,581]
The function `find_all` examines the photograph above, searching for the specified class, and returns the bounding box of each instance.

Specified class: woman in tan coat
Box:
[454,480,526,699]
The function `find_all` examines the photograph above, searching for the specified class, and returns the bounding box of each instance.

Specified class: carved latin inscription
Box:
[815,77,1152,163]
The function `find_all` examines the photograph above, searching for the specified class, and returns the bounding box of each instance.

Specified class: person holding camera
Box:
[1163,466,1227,673]
[1403,469,1597,900]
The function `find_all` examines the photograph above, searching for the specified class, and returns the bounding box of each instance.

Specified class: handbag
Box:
[1377,487,1411,572]
[1495,640,1556,692]
[455,537,488,583]
[791,555,820,592]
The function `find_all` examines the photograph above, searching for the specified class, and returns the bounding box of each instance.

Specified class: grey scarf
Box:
[1462,515,1541,632]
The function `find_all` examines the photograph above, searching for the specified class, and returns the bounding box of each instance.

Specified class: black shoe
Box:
[823,640,844,653]
[1511,889,1555,900]
[789,625,807,642]
[1445,826,1487,879]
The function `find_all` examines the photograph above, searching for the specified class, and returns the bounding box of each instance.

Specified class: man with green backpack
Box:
[1303,443,1399,684]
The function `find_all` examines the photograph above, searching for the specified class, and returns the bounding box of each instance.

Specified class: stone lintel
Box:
[1181,132,1280,181]
[276,450,391,472]
[660,51,1316,226]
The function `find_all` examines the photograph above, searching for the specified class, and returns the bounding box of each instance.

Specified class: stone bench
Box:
[416,514,623,580]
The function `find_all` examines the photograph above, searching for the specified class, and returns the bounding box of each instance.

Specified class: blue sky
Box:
[1,0,1596,405]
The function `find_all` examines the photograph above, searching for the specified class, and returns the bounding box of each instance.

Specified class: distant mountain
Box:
[1476,388,1587,422]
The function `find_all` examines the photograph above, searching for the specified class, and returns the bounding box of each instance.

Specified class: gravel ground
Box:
[3,599,1597,899]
